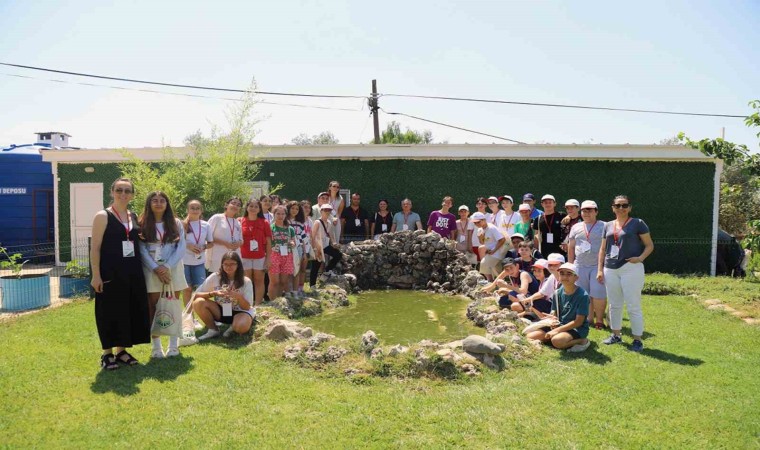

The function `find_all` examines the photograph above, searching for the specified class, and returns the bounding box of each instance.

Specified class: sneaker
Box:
[629,339,644,352]
[178,336,198,347]
[165,347,180,357]
[198,329,221,341]
[602,334,623,345]
[194,319,204,331]
[223,327,236,338]
[568,340,591,353]
[151,348,165,359]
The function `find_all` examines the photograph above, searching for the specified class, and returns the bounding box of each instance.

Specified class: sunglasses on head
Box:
[612,204,630,209]
[114,188,133,194]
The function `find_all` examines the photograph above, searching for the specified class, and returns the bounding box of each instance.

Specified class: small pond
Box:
[301,290,484,345]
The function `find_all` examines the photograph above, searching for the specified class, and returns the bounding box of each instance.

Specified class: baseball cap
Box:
[487,196,499,203]
[318,192,329,198]
[510,232,525,240]
[532,259,549,270]
[499,195,514,203]
[581,200,598,209]
[565,199,580,207]
[541,194,556,202]
[522,193,535,201]
[470,212,486,221]
[320,204,333,211]
[518,203,531,212]
[458,205,470,212]
[501,257,517,266]
[558,263,578,275]
[547,253,566,264]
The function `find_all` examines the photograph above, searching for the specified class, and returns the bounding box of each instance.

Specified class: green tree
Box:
[376,121,433,144]
[291,131,339,145]
[118,86,274,217]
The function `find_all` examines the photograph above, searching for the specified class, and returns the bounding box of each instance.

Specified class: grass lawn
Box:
[1,289,759,449]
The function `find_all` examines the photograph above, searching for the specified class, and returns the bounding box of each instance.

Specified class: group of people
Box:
[91,177,654,371]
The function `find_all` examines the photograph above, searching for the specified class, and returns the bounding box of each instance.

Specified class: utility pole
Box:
[370,79,380,144]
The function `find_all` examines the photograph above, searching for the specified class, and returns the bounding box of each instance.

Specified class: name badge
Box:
[578,240,591,253]
[150,244,164,263]
[402,224,409,231]
[355,218,361,227]
[279,245,289,256]
[222,302,233,317]
[122,241,135,258]
[458,235,466,243]
[381,224,388,232]
[546,233,554,244]
[610,244,620,258]
[250,239,259,251]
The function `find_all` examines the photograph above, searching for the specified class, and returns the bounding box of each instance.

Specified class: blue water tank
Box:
[0,145,54,258]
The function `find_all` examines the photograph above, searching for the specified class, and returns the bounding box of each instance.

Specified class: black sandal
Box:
[115,350,139,366]
[101,353,119,371]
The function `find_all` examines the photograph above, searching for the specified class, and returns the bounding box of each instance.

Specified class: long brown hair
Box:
[183,199,203,233]
[286,200,304,223]
[139,191,180,243]
[217,251,245,289]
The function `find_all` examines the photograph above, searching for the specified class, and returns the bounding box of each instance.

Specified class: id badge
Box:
[250,239,259,252]
[610,244,620,258]
[279,245,288,256]
[222,302,233,317]
[546,233,554,244]
[122,241,135,258]
[381,224,388,232]
[578,240,591,253]
[402,224,409,231]
[458,235,466,243]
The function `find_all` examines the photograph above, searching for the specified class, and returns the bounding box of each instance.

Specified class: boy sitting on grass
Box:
[525,262,590,353]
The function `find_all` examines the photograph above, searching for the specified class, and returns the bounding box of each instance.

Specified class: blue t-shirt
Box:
[603,218,650,270]
[393,211,421,231]
[552,285,590,338]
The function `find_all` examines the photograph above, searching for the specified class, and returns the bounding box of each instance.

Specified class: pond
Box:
[301,290,484,345]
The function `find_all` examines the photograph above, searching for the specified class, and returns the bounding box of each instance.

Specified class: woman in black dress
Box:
[90,178,150,370]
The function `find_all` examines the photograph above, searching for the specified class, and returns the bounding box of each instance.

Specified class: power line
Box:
[380,108,526,144]
[0,62,366,99]
[1,73,364,112]
[381,93,748,119]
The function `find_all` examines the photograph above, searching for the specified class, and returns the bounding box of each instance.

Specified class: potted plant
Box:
[59,259,91,298]
[0,246,51,311]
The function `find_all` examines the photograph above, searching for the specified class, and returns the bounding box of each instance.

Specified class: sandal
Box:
[115,350,140,366]
[594,322,605,330]
[101,353,119,371]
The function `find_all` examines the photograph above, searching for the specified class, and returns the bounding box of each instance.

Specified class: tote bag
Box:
[151,284,183,337]
[178,299,198,346]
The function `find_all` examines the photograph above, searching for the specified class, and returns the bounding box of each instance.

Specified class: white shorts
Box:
[576,265,606,299]
[242,257,266,271]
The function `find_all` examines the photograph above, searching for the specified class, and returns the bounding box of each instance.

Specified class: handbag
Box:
[151,283,183,337]
[178,299,198,346]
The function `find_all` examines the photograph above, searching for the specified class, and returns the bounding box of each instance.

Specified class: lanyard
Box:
[490,212,497,224]
[352,207,360,219]
[156,224,164,243]
[226,217,236,240]
[458,220,467,235]
[505,212,515,227]
[613,218,632,245]
[584,221,598,240]
[111,208,131,240]
[543,213,555,231]
[191,220,202,245]
[403,212,412,226]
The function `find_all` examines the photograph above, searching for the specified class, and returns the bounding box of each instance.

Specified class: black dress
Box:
[94,209,150,349]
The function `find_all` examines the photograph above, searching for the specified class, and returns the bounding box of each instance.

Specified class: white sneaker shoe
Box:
[151,348,165,359]
[165,347,180,357]
[194,320,204,331]
[178,336,198,347]
[223,327,236,338]
[568,340,591,353]
[198,329,221,341]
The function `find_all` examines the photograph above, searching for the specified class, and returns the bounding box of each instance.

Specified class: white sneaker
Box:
[568,340,591,353]
[151,348,165,359]
[198,329,221,341]
[178,336,198,347]
[223,327,236,338]
[165,347,180,357]
[194,320,204,331]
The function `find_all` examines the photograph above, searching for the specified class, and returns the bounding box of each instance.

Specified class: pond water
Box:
[301,290,484,345]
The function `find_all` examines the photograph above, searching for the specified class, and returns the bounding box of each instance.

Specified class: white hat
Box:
[547,253,566,264]
[541,194,556,201]
[458,205,470,211]
[518,203,531,212]
[510,232,525,240]
[487,196,499,203]
[499,195,513,203]
[581,200,598,209]
[320,204,333,211]
[532,259,549,270]
[565,199,580,207]
[470,212,486,221]
[558,263,578,275]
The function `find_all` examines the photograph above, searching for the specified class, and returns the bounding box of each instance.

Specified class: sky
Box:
[0,0,758,149]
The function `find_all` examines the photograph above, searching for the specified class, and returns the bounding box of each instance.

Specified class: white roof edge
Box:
[40,144,716,163]
[35,131,72,136]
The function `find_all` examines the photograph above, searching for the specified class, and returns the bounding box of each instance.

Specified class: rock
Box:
[387,274,416,289]
[462,335,506,355]
[370,347,384,359]
[323,346,348,362]
[283,344,303,361]
[481,354,500,370]
[417,339,440,349]
[264,319,314,342]
[388,344,409,356]
[443,340,463,350]
[344,367,362,375]
[460,363,479,376]
[463,270,485,287]
[322,274,353,293]
[308,332,335,348]
[361,330,379,352]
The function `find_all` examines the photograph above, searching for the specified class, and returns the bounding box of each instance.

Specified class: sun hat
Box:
[532,259,549,270]
[518,203,531,212]
[320,204,333,211]
[547,253,566,264]
[541,194,556,202]
[470,212,486,221]
[510,232,525,240]
[499,195,514,203]
[458,205,470,211]
[565,199,580,207]
[318,192,329,198]
[581,200,598,209]
[558,263,578,275]
[487,196,499,203]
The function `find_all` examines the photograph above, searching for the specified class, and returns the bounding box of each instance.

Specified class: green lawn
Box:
[1,289,759,449]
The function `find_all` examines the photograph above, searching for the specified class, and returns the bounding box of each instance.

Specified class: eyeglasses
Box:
[150,198,167,204]
[114,188,133,194]
[612,204,630,209]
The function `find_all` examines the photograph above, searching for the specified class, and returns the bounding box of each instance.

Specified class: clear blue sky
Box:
[1,0,758,149]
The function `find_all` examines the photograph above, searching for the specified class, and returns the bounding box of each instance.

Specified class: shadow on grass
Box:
[559,342,612,365]
[90,354,194,396]
[638,348,704,366]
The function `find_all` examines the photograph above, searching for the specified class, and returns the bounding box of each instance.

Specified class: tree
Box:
[376,121,433,144]
[658,135,682,145]
[118,85,275,217]
[291,131,339,145]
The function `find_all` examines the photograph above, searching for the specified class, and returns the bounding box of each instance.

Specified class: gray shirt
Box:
[603,218,650,269]
[393,211,421,231]
[568,220,605,267]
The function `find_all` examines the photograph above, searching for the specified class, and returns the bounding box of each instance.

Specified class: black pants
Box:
[309,246,343,286]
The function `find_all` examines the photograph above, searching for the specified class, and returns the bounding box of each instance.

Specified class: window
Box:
[245,181,269,200]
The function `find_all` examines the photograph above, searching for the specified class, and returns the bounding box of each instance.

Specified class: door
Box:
[70,183,103,261]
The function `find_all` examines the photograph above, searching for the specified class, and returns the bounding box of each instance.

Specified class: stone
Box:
[388,344,409,356]
[462,335,506,355]
[460,363,479,376]
[308,332,335,348]
[387,274,416,289]
[283,344,303,361]
[361,330,379,352]
[443,340,463,350]
[370,347,384,359]
[264,319,314,342]
[322,274,353,293]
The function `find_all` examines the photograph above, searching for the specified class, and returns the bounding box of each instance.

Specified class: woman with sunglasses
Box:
[90,178,150,370]
[597,195,654,352]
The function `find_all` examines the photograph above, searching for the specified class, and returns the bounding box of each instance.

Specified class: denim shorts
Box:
[184,263,207,288]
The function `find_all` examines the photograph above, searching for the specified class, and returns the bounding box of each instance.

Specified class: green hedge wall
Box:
[57,159,715,273]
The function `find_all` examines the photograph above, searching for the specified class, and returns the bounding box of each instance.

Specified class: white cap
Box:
[558,263,578,275]
[581,200,598,209]
[470,212,487,221]
[547,253,566,264]
[565,199,580,207]
[532,259,549,269]
[510,232,525,240]
[320,204,333,211]
[518,203,531,212]
[487,196,499,203]
[499,195,513,203]
[458,205,469,211]
[541,194,556,201]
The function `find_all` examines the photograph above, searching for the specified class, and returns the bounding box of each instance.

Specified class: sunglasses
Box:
[612,204,630,209]
[114,188,133,194]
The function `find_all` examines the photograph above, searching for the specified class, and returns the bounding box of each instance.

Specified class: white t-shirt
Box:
[486,210,505,229]
[206,214,242,271]
[539,274,560,299]
[456,219,475,247]
[470,212,488,247]
[477,223,504,251]
[198,273,254,315]
[183,220,212,266]
[500,211,520,239]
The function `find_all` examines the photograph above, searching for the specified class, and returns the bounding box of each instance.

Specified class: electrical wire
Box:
[381,93,748,119]
[380,108,526,144]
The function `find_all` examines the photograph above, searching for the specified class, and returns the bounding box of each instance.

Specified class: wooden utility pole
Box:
[371,79,380,144]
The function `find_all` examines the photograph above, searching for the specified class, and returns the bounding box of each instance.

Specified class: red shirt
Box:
[240,217,272,259]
